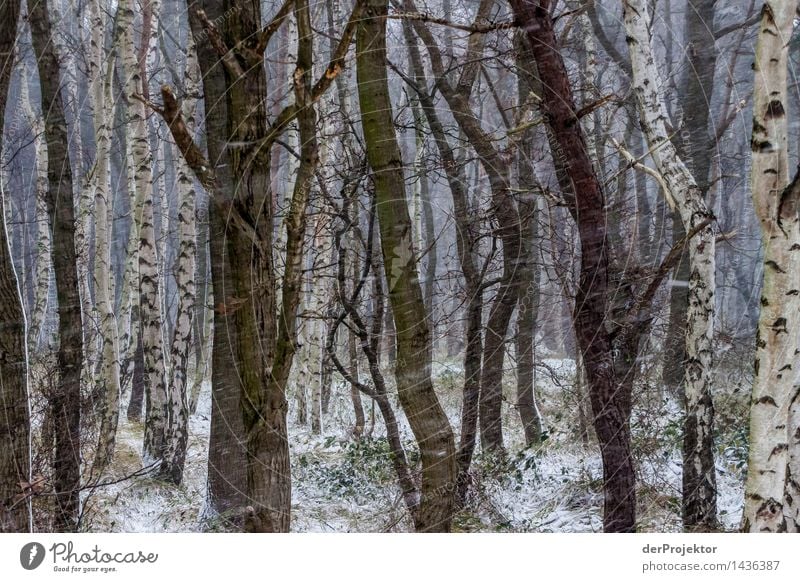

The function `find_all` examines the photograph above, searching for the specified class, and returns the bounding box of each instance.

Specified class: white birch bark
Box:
[162,37,200,484]
[117,127,142,394]
[119,0,168,464]
[74,1,99,394]
[90,0,122,473]
[623,0,718,528]
[155,136,172,358]
[19,60,51,351]
[742,0,800,533]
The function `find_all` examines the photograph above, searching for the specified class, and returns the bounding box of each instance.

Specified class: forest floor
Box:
[82,358,748,532]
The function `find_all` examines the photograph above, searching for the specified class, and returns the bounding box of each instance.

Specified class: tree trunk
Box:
[179,0,326,531]
[119,0,169,466]
[346,223,365,438]
[663,0,719,397]
[127,323,145,422]
[91,0,122,474]
[20,60,51,353]
[743,0,799,533]
[356,0,457,531]
[348,323,365,439]
[185,0,249,523]
[622,0,718,530]
[513,30,543,447]
[30,0,84,532]
[161,33,201,485]
[0,0,28,533]
[510,0,634,532]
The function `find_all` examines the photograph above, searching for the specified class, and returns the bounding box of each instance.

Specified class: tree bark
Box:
[356,0,457,531]
[622,0,718,530]
[743,0,799,533]
[514,30,543,447]
[91,0,122,475]
[510,0,634,532]
[0,0,28,533]
[20,60,51,353]
[663,0,719,397]
[178,0,334,530]
[161,33,201,485]
[119,0,170,466]
[30,0,84,532]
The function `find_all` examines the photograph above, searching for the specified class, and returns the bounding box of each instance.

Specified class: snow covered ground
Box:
[84,357,746,532]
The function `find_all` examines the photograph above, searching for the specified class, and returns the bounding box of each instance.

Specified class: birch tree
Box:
[622,0,718,530]
[19,60,51,352]
[119,0,169,465]
[743,0,799,533]
[161,35,201,485]
[91,0,123,474]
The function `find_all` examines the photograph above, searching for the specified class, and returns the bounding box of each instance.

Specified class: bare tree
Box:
[622,0,718,530]
[29,0,85,532]
[510,0,634,532]
[356,0,457,531]
[0,0,28,534]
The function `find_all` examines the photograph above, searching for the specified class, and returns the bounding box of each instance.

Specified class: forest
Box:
[0,0,798,534]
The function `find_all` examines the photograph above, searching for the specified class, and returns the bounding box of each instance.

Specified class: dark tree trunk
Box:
[510,0,635,532]
[183,0,324,532]
[127,317,145,422]
[205,211,248,520]
[0,212,29,532]
[402,20,484,488]
[664,223,689,396]
[0,0,27,535]
[30,0,84,533]
[356,0,457,531]
[457,297,484,473]
[186,1,248,523]
[348,311,364,438]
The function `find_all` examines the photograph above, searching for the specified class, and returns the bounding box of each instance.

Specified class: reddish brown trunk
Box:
[510,0,636,532]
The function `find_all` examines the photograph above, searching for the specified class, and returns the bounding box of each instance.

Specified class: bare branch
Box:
[257,0,366,149]
[136,86,217,193]
[713,12,760,40]
[575,93,617,119]
[386,11,517,34]
[609,136,676,211]
[255,0,295,54]
[632,216,714,322]
[195,8,245,78]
